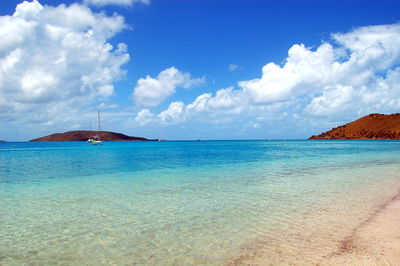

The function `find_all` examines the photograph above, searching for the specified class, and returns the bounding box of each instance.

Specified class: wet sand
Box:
[320,190,400,265]
[230,189,400,265]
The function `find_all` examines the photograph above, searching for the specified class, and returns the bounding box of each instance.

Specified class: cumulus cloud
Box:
[239,23,400,116]
[135,87,246,125]
[158,101,186,124]
[135,101,186,126]
[133,67,204,107]
[187,87,244,115]
[0,0,129,128]
[135,23,400,130]
[84,0,149,7]
[134,109,155,126]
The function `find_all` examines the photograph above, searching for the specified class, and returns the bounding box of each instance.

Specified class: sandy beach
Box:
[228,182,400,266]
[320,190,400,265]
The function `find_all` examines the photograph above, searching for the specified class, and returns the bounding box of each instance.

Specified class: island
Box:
[30,130,156,141]
[309,113,400,140]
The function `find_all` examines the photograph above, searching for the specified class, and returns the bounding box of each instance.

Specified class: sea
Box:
[1,140,400,265]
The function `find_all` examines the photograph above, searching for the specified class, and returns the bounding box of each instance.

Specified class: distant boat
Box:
[88,109,103,145]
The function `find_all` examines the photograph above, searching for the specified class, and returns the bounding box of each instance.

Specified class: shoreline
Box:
[228,177,400,265]
[320,188,400,265]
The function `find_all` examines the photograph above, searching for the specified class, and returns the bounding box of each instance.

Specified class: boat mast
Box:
[97,109,101,138]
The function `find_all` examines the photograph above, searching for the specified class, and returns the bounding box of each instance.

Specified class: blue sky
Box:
[1,0,400,140]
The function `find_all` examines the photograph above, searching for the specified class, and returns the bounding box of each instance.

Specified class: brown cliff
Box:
[309,113,400,140]
[30,131,151,141]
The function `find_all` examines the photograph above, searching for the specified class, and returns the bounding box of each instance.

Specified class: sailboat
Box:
[87,109,103,145]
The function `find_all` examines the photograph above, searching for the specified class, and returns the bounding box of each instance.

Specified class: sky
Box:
[1,0,400,141]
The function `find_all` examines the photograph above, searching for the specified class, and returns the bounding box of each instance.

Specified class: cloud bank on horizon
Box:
[135,24,400,129]
[0,0,400,139]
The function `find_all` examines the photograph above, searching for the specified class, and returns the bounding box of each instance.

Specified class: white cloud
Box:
[135,101,186,126]
[84,0,149,7]
[246,121,261,130]
[135,23,400,132]
[238,23,400,116]
[187,87,244,115]
[158,101,186,124]
[134,87,246,126]
[228,64,240,71]
[238,42,339,103]
[305,85,355,116]
[134,109,155,126]
[99,102,119,109]
[133,67,204,107]
[0,0,129,129]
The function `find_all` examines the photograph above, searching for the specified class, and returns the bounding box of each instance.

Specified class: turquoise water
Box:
[1,140,400,265]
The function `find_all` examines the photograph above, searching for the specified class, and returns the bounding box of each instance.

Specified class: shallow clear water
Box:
[1,140,400,265]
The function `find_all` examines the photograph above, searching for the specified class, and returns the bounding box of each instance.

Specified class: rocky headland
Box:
[30,131,154,141]
[309,113,400,140]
